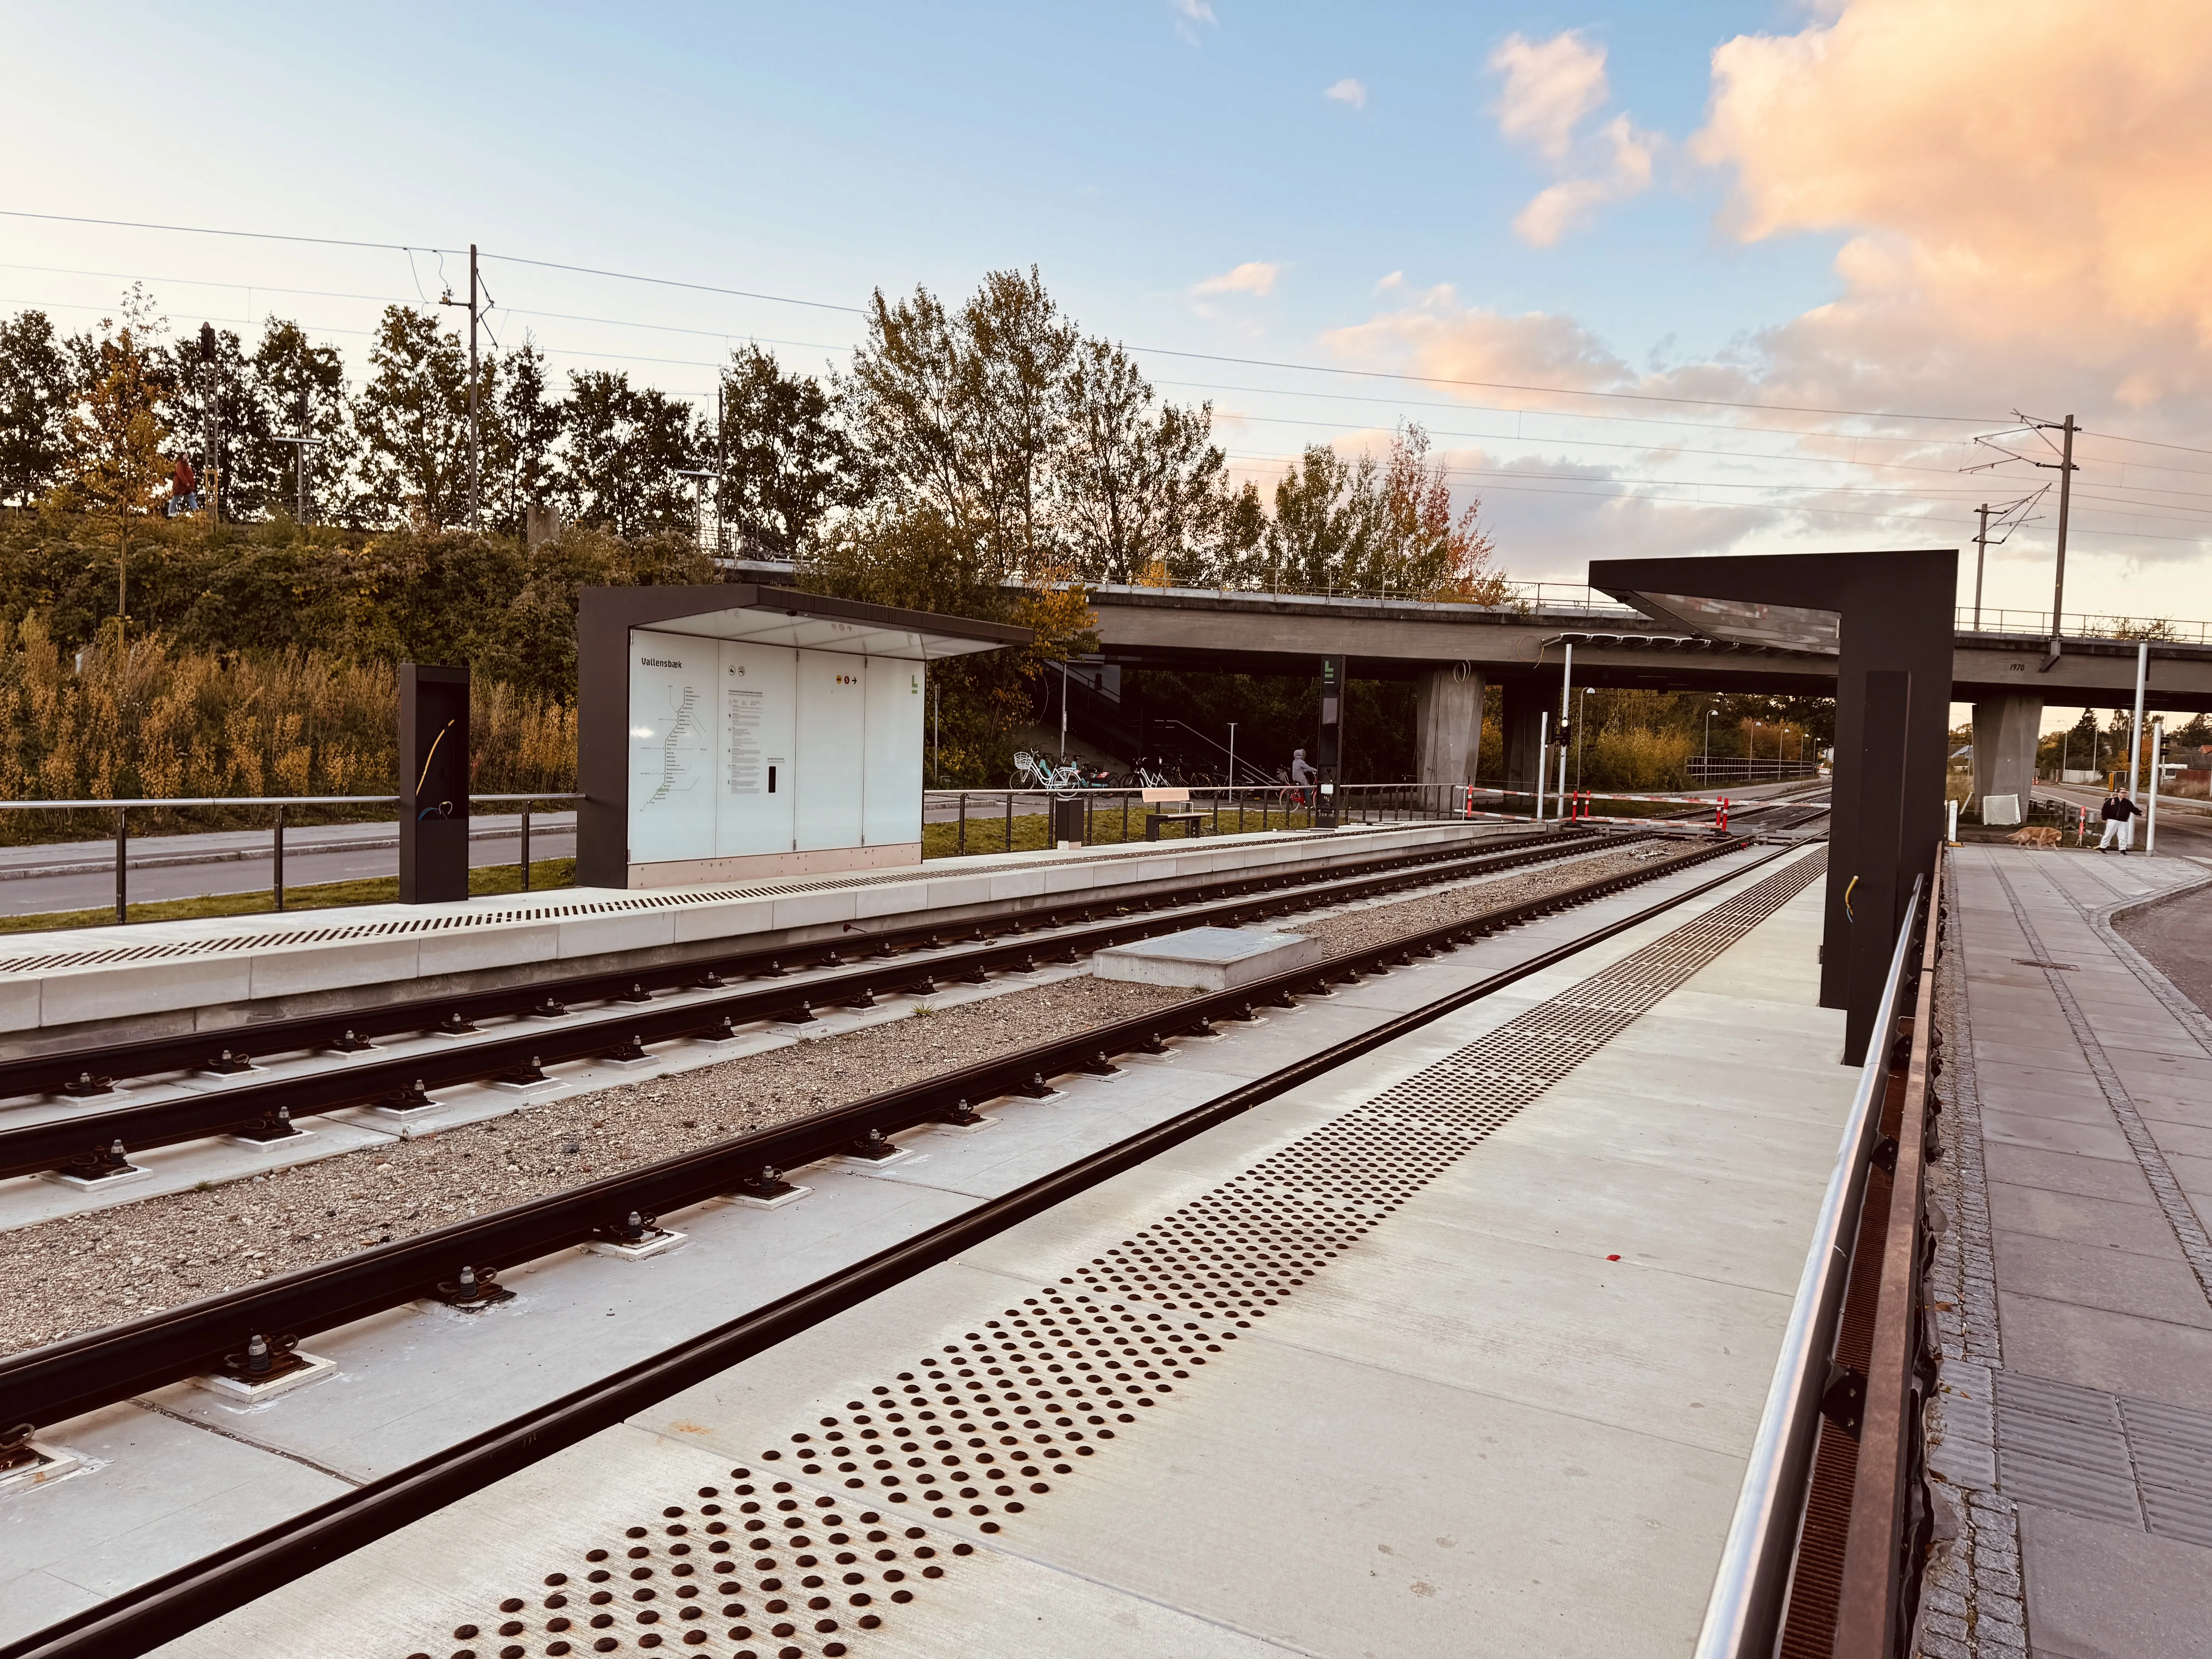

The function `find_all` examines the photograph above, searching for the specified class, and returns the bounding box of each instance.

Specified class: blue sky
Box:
[6,0,2210,647]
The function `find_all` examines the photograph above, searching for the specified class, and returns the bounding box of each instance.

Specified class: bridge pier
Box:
[1499,679,1548,797]
[1413,665,1486,786]
[1971,694,2042,824]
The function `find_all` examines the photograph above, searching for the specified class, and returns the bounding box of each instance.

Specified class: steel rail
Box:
[1,823,1625,1109]
[1693,861,1929,1659]
[0,838,1803,1659]
[0,828,1658,1182]
[0,835,1767,1449]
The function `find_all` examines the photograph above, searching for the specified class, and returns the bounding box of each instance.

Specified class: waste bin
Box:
[1051,796,1086,847]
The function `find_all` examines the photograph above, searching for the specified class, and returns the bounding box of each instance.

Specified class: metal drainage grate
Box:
[409,848,1827,1659]
[0,828,1385,978]
[1996,1368,2212,1547]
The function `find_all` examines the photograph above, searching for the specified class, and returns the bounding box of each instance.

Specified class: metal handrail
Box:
[1955,607,2212,645]
[2,794,586,925]
[0,794,580,810]
[1694,866,1927,1659]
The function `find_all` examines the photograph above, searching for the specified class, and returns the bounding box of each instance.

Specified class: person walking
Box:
[2097,783,2143,853]
[1288,747,1316,809]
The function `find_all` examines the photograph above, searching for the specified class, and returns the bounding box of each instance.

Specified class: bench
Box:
[1141,786,1206,841]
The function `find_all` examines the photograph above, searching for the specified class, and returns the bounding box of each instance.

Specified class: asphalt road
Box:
[2115,878,2212,1018]
[0,814,575,917]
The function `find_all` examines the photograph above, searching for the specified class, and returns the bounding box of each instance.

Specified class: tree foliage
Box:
[3,273,1502,602]
[0,271,1517,790]
[716,343,858,558]
[0,310,77,508]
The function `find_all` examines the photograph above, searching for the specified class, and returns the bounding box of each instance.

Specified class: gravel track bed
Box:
[0,838,1662,1358]
[0,977,1192,1357]
[1286,844,1666,955]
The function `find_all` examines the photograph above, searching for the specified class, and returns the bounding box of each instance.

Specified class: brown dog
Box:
[2007,825,2063,849]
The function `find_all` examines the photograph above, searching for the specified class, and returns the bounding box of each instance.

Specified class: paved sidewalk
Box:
[1922,845,2212,1659]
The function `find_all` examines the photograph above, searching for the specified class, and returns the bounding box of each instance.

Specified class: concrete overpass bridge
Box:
[1086,582,2212,796]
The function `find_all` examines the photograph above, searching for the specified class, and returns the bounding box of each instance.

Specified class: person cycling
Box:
[1288,747,1317,809]
[168,455,198,516]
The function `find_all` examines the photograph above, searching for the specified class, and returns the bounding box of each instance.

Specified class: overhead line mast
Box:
[438,243,489,527]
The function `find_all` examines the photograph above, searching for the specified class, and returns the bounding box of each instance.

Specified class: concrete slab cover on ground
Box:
[1091,926,1321,991]
[1920,843,2212,1659]
[124,846,1875,1659]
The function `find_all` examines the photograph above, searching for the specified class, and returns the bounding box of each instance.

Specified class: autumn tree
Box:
[1376,423,1501,600]
[60,288,173,647]
[247,318,353,522]
[1245,424,1499,599]
[354,306,471,529]
[843,267,1077,581]
[716,343,859,558]
[1257,444,1384,592]
[491,337,563,536]
[556,370,700,538]
[1056,338,1241,586]
[0,310,81,507]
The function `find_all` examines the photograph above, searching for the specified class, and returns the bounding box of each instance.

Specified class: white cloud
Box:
[1486,30,1657,246]
[1325,77,1367,110]
[1297,0,2212,611]
[1488,31,1609,160]
[1376,271,1405,292]
[1512,114,1659,246]
[1170,0,1215,46]
[1194,261,1282,298]
[1322,288,1633,400]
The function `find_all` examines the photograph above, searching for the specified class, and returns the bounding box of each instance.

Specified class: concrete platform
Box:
[1924,845,2212,1659]
[0,848,1763,1647]
[0,820,1508,1053]
[104,845,1869,1659]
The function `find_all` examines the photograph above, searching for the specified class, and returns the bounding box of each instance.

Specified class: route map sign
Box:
[625,628,916,866]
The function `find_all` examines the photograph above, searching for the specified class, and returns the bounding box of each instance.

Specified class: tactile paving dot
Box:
[409,850,1824,1657]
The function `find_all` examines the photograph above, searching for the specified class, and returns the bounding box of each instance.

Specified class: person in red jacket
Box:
[168,455,198,516]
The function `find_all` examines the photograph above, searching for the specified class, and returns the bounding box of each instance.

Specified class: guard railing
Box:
[1695,846,1942,1657]
[0,793,582,923]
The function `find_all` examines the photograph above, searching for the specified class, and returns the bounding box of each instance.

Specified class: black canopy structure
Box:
[1590,550,1958,1064]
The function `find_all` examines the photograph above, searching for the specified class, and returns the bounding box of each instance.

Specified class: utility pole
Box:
[2037,414,2076,670]
[440,245,488,528]
[270,389,322,525]
[2128,640,2148,800]
[676,469,718,556]
[1973,502,1989,631]
[199,322,219,523]
[1556,641,1573,808]
[467,244,479,526]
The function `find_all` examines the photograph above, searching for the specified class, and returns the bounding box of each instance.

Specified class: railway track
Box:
[0,823,1668,1187]
[0,827,1814,1659]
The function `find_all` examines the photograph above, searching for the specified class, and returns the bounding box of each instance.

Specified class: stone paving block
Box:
[2017,1503,2212,1659]
[1993,1231,2212,1328]
[1999,1293,2212,1414]
[1982,1143,2158,1206]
